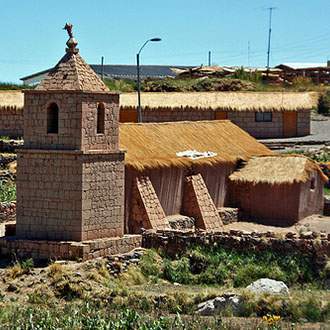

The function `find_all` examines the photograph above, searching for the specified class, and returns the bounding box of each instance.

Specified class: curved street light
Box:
[136,38,162,122]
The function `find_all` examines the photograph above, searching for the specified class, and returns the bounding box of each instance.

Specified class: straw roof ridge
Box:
[120,91,318,112]
[229,154,328,185]
[119,120,272,171]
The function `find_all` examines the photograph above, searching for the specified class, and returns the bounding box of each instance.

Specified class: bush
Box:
[0,181,16,203]
[291,76,315,91]
[318,90,330,115]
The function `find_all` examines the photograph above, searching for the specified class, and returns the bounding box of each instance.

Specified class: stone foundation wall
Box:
[0,107,24,137]
[0,202,16,223]
[0,234,141,260]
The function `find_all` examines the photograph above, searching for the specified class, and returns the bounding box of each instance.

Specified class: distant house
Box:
[276,62,330,84]
[120,91,318,138]
[20,64,193,86]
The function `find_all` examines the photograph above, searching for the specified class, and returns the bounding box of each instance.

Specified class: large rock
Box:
[246,278,289,295]
[196,293,243,316]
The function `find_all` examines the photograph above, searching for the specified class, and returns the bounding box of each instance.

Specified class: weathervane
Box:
[63,23,78,53]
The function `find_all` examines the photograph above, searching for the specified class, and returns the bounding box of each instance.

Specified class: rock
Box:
[167,215,195,231]
[218,207,238,224]
[196,293,243,316]
[246,278,289,295]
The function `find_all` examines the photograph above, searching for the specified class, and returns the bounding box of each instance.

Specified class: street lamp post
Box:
[136,37,161,122]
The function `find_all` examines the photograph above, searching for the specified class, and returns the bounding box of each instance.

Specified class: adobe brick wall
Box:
[130,176,169,233]
[0,107,24,137]
[16,149,125,241]
[182,174,223,231]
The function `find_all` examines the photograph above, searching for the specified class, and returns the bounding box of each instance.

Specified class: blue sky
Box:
[1,0,329,82]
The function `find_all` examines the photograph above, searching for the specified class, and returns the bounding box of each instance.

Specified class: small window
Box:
[255,112,272,122]
[47,102,59,134]
[97,103,105,134]
[310,177,316,190]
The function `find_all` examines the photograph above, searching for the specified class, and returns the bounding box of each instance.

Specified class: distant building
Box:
[276,62,330,84]
[20,64,193,86]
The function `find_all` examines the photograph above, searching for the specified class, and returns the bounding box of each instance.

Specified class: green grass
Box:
[0,181,16,203]
[104,78,136,92]
[325,187,330,195]
[140,247,325,288]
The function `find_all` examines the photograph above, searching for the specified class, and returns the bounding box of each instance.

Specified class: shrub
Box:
[139,249,163,278]
[318,90,330,115]
[0,181,16,203]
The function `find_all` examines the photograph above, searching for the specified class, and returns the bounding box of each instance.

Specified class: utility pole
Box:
[266,7,276,76]
[208,51,211,66]
[247,41,250,68]
[101,56,104,81]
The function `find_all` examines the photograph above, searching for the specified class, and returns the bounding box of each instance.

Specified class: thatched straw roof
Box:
[120,91,318,112]
[119,120,272,171]
[0,91,23,109]
[229,155,328,185]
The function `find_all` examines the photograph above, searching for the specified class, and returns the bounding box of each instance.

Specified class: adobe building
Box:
[120,91,317,138]
[229,155,327,226]
[119,120,272,233]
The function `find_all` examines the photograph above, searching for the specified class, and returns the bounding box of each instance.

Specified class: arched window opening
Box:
[47,103,59,134]
[97,103,105,134]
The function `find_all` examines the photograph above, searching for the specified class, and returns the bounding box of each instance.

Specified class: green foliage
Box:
[318,90,330,115]
[104,78,136,92]
[0,181,16,203]
[142,77,256,92]
[0,82,32,90]
[232,67,262,83]
[139,249,163,278]
[144,246,321,288]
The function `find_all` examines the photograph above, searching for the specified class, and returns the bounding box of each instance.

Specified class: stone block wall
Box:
[182,174,223,231]
[227,111,283,138]
[81,93,120,152]
[0,107,24,137]
[120,106,312,138]
[130,176,169,233]
[16,150,84,241]
[23,91,119,151]
[16,149,125,241]
[81,151,125,240]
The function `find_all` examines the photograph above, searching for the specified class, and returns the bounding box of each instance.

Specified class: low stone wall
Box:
[0,234,142,260]
[0,107,24,138]
[142,230,330,267]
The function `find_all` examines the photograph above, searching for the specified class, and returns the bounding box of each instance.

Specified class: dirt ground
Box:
[224,214,330,234]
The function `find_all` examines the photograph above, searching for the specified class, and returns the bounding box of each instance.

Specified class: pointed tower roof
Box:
[36,23,108,92]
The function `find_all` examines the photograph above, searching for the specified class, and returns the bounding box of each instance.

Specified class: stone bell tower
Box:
[16,24,125,241]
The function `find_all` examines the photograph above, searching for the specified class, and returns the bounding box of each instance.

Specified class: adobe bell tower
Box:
[16,24,125,241]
